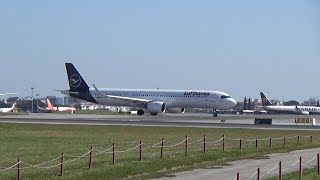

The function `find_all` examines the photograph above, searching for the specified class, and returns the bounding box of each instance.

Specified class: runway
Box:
[0,113,320,130]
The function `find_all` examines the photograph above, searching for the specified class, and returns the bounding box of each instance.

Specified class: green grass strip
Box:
[1,123,320,179]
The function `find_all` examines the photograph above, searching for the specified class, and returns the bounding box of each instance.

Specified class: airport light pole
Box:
[36,94,39,112]
[31,87,34,113]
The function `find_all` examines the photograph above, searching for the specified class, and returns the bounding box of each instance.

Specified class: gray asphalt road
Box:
[0,113,319,130]
[156,148,320,180]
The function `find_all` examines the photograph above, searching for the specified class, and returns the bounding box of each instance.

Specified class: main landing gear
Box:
[137,110,157,116]
[213,109,218,117]
[137,110,144,115]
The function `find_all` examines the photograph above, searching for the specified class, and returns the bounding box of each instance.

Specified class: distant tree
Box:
[15,100,44,112]
[251,101,256,110]
[283,100,299,106]
[74,103,82,110]
[243,97,247,110]
[232,102,242,111]
[248,98,252,110]
[0,101,11,108]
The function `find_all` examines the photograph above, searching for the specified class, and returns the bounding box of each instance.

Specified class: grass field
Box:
[1,123,320,180]
[0,113,25,116]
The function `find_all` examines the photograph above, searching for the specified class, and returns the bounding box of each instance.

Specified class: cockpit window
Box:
[221,95,231,99]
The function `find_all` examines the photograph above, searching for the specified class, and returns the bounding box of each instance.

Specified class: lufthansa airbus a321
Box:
[61,63,237,116]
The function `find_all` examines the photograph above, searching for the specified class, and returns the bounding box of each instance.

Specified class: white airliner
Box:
[0,102,16,113]
[46,98,76,112]
[61,63,237,116]
[260,92,320,115]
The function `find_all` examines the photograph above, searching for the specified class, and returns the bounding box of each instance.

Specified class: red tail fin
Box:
[12,101,16,108]
[47,99,55,111]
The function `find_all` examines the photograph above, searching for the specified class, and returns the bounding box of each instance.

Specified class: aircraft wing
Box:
[92,84,151,106]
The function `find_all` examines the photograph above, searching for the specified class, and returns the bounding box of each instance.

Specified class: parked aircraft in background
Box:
[0,101,16,113]
[61,63,237,116]
[0,93,17,96]
[260,92,320,115]
[46,98,76,112]
[37,105,52,113]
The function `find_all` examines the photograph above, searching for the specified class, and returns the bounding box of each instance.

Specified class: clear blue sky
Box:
[0,0,319,102]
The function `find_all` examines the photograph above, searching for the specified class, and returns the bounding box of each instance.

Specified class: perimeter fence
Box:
[0,134,317,179]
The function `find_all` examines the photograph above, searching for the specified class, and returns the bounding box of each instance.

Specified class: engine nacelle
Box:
[301,111,310,115]
[147,101,166,114]
[166,108,185,113]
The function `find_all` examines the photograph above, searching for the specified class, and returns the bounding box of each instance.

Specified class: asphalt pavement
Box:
[0,113,319,130]
[156,147,320,180]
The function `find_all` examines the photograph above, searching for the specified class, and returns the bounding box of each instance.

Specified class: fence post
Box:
[283,137,286,146]
[223,134,225,151]
[298,135,300,144]
[112,143,115,165]
[60,153,64,176]
[317,153,320,174]
[257,167,260,180]
[279,161,282,180]
[299,156,302,180]
[17,159,21,180]
[240,139,242,150]
[140,141,143,161]
[185,135,188,157]
[89,146,93,170]
[160,138,164,158]
[269,137,272,147]
[203,134,206,154]
[256,139,258,148]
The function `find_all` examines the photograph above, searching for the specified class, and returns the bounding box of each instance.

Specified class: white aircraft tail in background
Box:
[0,101,16,113]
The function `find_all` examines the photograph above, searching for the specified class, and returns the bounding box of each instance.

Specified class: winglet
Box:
[92,84,103,96]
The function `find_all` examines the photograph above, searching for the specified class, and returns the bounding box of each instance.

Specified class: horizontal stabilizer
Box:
[92,84,150,106]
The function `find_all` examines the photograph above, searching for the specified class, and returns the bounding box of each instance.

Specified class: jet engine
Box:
[166,108,186,113]
[147,101,166,115]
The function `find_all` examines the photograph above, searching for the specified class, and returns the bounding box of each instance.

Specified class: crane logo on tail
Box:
[261,98,268,103]
[69,74,81,87]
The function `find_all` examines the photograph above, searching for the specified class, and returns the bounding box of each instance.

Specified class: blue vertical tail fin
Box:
[64,63,97,103]
[65,63,90,92]
[260,92,273,106]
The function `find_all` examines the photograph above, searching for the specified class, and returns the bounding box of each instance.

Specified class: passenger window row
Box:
[95,94,208,99]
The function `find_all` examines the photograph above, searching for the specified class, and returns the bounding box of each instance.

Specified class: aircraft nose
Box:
[228,98,237,108]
